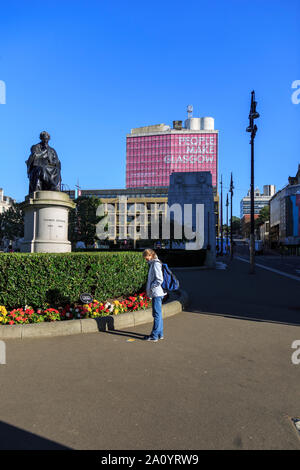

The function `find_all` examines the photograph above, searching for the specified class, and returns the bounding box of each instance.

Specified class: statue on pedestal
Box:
[26,131,61,194]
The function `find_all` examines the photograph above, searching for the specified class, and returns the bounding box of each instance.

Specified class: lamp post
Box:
[229,173,234,260]
[220,175,223,256]
[246,90,260,274]
[226,193,229,255]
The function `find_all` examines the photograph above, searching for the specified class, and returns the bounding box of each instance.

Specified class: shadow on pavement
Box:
[0,420,71,450]
[105,330,147,340]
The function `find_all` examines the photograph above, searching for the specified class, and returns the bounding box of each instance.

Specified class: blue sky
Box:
[0,0,299,217]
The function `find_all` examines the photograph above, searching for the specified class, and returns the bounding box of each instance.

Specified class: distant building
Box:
[67,187,219,247]
[125,108,220,235]
[68,187,168,248]
[126,112,218,190]
[269,165,300,253]
[0,188,15,214]
[240,185,275,239]
[240,185,276,219]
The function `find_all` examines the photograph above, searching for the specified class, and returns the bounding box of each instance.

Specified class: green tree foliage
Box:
[222,217,241,236]
[231,216,241,235]
[0,203,24,242]
[256,205,270,227]
[68,196,104,247]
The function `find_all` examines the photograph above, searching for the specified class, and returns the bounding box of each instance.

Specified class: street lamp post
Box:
[226,193,229,255]
[220,175,223,256]
[246,90,260,274]
[229,173,234,260]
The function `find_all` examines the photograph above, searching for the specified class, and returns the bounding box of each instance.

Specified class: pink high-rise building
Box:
[126,113,218,189]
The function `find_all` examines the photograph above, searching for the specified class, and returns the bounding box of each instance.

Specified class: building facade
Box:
[0,188,15,214]
[269,165,300,252]
[240,185,276,219]
[126,116,218,190]
[68,187,219,246]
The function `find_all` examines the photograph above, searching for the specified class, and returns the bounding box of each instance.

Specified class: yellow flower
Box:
[114,309,119,315]
[0,306,7,316]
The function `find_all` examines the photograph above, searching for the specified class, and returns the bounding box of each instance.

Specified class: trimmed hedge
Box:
[0,252,148,310]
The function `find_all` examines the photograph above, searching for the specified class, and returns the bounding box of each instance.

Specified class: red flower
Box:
[8,321,15,325]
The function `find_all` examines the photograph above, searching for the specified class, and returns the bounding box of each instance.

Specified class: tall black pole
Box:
[220,175,223,256]
[230,173,234,260]
[250,128,255,272]
[246,90,260,274]
[226,193,229,255]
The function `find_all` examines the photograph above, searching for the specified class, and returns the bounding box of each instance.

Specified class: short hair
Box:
[40,131,50,141]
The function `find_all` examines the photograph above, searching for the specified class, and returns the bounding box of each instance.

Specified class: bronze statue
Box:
[26,131,61,193]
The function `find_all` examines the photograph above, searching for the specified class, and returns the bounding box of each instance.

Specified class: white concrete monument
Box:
[168,171,216,267]
[20,191,76,253]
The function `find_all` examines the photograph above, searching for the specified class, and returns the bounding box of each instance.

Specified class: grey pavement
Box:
[0,258,300,450]
[232,245,300,278]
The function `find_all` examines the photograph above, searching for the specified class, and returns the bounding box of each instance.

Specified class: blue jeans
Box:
[150,296,164,339]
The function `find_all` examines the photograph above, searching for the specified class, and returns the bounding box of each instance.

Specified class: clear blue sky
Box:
[0,0,299,217]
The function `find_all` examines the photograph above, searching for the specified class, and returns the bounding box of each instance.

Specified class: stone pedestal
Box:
[20,191,76,253]
[168,171,216,267]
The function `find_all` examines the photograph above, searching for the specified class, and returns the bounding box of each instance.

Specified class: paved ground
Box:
[232,245,300,278]
[0,257,300,450]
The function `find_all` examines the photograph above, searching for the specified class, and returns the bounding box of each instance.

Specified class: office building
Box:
[68,187,219,245]
[0,188,15,214]
[126,111,218,189]
[270,165,300,253]
[240,185,276,219]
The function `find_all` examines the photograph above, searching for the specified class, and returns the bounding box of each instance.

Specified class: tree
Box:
[256,205,270,227]
[231,216,241,235]
[68,196,104,247]
[222,218,241,236]
[0,203,24,244]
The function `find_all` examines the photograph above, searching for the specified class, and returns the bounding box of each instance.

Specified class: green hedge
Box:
[0,252,148,309]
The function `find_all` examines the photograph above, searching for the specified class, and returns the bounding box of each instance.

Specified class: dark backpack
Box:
[160,262,180,292]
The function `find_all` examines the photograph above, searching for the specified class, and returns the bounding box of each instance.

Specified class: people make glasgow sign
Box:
[164,135,216,165]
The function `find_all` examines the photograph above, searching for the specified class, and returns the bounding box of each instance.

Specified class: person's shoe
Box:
[144,336,158,342]
[159,336,164,340]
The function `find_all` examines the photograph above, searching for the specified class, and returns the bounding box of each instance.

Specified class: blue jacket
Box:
[146,257,166,298]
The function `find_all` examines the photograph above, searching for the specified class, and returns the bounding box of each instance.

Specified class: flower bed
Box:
[0,292,151,325]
